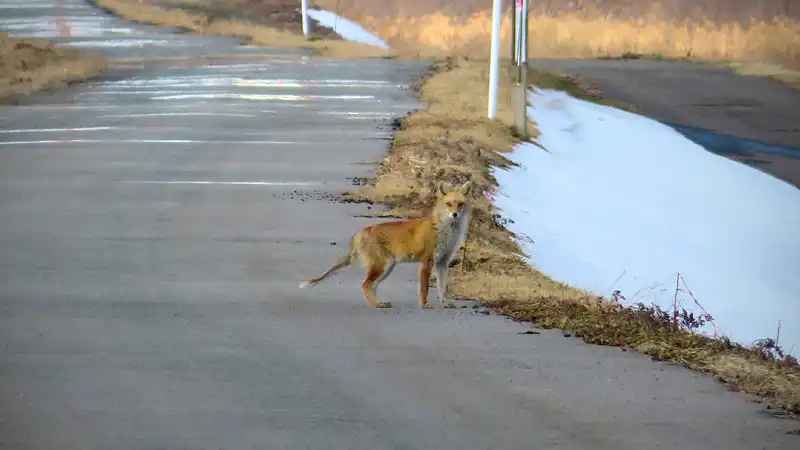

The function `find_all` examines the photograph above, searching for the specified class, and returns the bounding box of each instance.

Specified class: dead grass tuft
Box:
[493,295,800,410]
[724,61,800,88]
[91,0,393,59]
[347,56,800,413]
[0,30,108,102]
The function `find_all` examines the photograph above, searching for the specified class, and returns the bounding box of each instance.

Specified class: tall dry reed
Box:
[329,6,800,69]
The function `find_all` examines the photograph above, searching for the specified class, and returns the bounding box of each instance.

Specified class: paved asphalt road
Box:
[531,58,800,189]
[1,1,798,449]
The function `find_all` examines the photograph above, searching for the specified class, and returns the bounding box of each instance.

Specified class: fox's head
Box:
[434,180,473,223]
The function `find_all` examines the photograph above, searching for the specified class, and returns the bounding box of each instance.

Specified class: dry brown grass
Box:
[315,1,800,71]
[345,56,800,413]
[0,31,108,102]
[91,0,393,59]
[725,61,800,88]
[315,0,799,23]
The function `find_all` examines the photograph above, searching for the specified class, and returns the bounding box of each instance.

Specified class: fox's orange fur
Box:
[299,180,474,309]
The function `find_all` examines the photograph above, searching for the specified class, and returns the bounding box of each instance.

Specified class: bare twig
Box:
[606,268,626,297]
[461,240,468,276]
[672,272,681,332]
[678,274,719,338]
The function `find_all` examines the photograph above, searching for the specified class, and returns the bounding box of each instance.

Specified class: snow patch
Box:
[305,9,390,50]
[494,87,800,355]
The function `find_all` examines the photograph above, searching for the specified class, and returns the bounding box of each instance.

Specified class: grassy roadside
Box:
[345,56,800,414]
[0,31,108,103]
[90,0,392,59]
[84,0,800,414]
[596,52,800,88]
[725,61,800,89]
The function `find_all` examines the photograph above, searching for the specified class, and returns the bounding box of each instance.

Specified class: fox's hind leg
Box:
[374,257,396,287]
[361,256,394,309]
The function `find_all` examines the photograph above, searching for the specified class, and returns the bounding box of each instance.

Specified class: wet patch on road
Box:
[666,122,800,189]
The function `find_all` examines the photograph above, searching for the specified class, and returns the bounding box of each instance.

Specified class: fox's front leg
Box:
[418,257,434,309]
[434,263,456,308]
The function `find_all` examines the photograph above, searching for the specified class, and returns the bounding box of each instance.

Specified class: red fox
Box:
[299,180,474,309]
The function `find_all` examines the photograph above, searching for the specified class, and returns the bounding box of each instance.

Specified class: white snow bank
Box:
[305,9,390,50]
[494,87,800,355]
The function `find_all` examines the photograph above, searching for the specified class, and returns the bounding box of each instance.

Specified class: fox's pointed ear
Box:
[458,181,474,196]
[437,181,449,196]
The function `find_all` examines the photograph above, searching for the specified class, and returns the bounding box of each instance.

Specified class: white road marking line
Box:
[125,181,322,186]
[1,104,199,110]
[100,113,258,118]
[151,93,375,101]
[0,139,306,145]
[0,127,111,133]
[318,111,395,116]
[0,104,276,113]
[63,39,175,48]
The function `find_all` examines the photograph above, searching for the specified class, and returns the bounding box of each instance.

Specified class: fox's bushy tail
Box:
[298,233,360,289]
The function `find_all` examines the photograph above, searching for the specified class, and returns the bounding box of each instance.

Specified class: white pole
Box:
[301,0,310,38]
[520,0,528,64]
[488,0,503,119]
[514,1,521,65]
